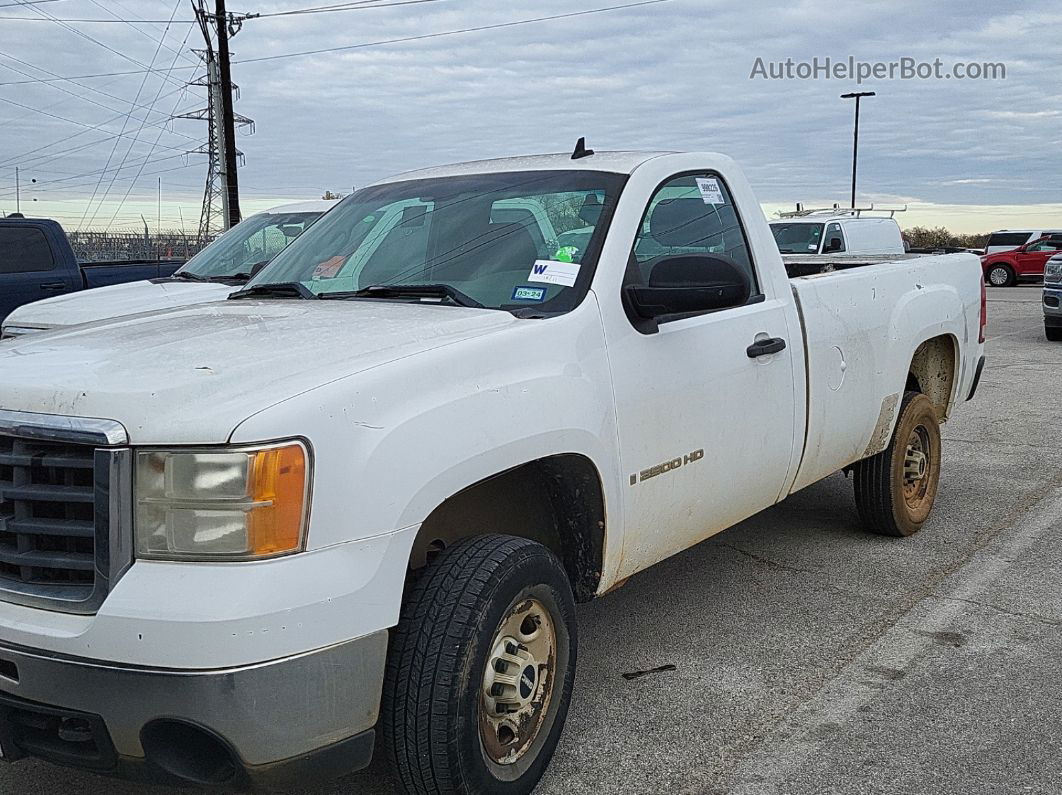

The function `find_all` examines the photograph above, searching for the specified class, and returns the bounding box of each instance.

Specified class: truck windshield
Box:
[178,211,323,279]
[771,222,824,254]
[247,170,626,313]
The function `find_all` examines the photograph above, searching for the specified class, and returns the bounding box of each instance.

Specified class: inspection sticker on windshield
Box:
[528,259,580,288]
[695,177,725,205]
[512,285,547,302]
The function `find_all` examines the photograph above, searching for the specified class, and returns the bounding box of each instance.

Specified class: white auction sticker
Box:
[527,259,580,288]
[695,177,725,205]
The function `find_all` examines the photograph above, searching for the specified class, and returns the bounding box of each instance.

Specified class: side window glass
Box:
[626,174,758,293]
[824,223,846,253]
[0,227,56,274]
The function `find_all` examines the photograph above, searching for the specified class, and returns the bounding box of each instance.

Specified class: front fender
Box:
[229,302,625,585]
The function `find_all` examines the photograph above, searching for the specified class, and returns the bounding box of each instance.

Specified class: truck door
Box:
[599,173,799,577]
[0,224,75,321]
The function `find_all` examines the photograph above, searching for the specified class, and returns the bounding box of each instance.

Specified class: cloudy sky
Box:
[1,0,1060,234]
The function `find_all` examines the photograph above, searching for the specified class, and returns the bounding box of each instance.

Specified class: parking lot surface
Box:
[4,287,1058,795]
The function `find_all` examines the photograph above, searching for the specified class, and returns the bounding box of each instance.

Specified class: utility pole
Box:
[183,1,252,241]
[841,91,875,209]
[214,0,241,229]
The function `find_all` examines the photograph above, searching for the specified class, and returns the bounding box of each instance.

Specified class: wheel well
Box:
[408,454,605,602]
[908,335,957,419]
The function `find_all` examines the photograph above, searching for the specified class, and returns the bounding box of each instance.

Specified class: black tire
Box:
[853,391,941,537]
[1047,325,1062,342]
[382,534,577,795]
[986,264,1015,287]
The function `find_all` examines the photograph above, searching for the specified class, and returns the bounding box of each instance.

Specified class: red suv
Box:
[982,236,1062,286]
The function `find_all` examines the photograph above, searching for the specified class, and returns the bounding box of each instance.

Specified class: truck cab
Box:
[0,217,80,321]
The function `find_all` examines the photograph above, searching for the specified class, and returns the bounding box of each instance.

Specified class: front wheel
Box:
[986,264,1015,287]
[853,391,941,537]
[382,534,577,795]
[1047,325,1062,342]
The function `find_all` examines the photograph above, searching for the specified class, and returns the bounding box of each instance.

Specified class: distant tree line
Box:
[903,226,990,250]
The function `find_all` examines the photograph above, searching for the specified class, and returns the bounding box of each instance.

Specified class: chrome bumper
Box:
[0,631,387,787]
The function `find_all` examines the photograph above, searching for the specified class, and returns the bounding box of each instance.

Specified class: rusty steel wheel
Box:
[854,391,941,537]
[480,597,558,767]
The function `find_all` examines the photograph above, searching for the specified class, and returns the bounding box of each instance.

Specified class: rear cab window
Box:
[0,226,56,274]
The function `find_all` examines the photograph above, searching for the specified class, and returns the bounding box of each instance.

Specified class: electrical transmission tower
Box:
[179,0,253,244]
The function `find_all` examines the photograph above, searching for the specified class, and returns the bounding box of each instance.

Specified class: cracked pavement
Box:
[5,286,1059,795]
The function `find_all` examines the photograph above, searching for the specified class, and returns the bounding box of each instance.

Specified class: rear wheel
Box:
[382,534,577,795]
[1047,325,1062,342]
[853,391,941,537]
[986,264,1015,287]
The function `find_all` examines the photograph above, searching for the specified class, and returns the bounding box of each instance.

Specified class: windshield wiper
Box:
[170,271,208,282]
[226,260,271,283]
[320,283,485,309]
[228,282,319,300]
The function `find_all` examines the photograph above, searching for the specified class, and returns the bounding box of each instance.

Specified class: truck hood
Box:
[0,299,516,443]
[2,279,235,332]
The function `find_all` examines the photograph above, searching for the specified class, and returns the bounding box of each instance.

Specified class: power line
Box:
[0,51,200,142]
[238,0,674,64]
[85,0,200,65]
[238,0,447,18]
[77,0,187,231]
[0,0,675,83]
[8,0,189,90]
[0,84,191,170]
[0,14,195,21]
[102,70,194,231]
[0,161,201,200]
[0,0,62,7]
[0,93,194,156]
[0,65,198,86]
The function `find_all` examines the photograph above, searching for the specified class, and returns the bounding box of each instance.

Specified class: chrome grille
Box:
[0,410,131,615]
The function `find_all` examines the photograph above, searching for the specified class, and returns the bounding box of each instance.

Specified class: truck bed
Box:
[783,253,934,277]
[784,252,983,494]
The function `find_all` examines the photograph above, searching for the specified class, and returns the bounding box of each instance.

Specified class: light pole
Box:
[841,91,875,209]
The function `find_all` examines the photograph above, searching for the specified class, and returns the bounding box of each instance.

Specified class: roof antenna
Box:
[571,137,594,160]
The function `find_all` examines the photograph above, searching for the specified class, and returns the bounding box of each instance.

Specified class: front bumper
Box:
[1044,286,1062,322]
[0,631,387,789]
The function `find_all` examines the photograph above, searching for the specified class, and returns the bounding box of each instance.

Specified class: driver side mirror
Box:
[624,253,752,333]
[824,236,844,253]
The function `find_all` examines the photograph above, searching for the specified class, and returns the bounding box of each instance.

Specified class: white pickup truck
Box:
[0,200,333,339]
[0,150,985,793]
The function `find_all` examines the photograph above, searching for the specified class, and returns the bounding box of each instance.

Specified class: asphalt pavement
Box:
[3,286,1058,795]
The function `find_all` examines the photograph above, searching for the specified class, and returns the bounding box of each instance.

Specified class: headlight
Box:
[1,325,47,339]
[135,441,310,560]
[1045,258,1062,284]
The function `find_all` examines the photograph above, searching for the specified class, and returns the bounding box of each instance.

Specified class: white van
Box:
[984,229,1062,255]
[770,214,905,256]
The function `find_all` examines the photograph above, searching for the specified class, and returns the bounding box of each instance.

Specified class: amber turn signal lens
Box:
[248,443,308,556]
